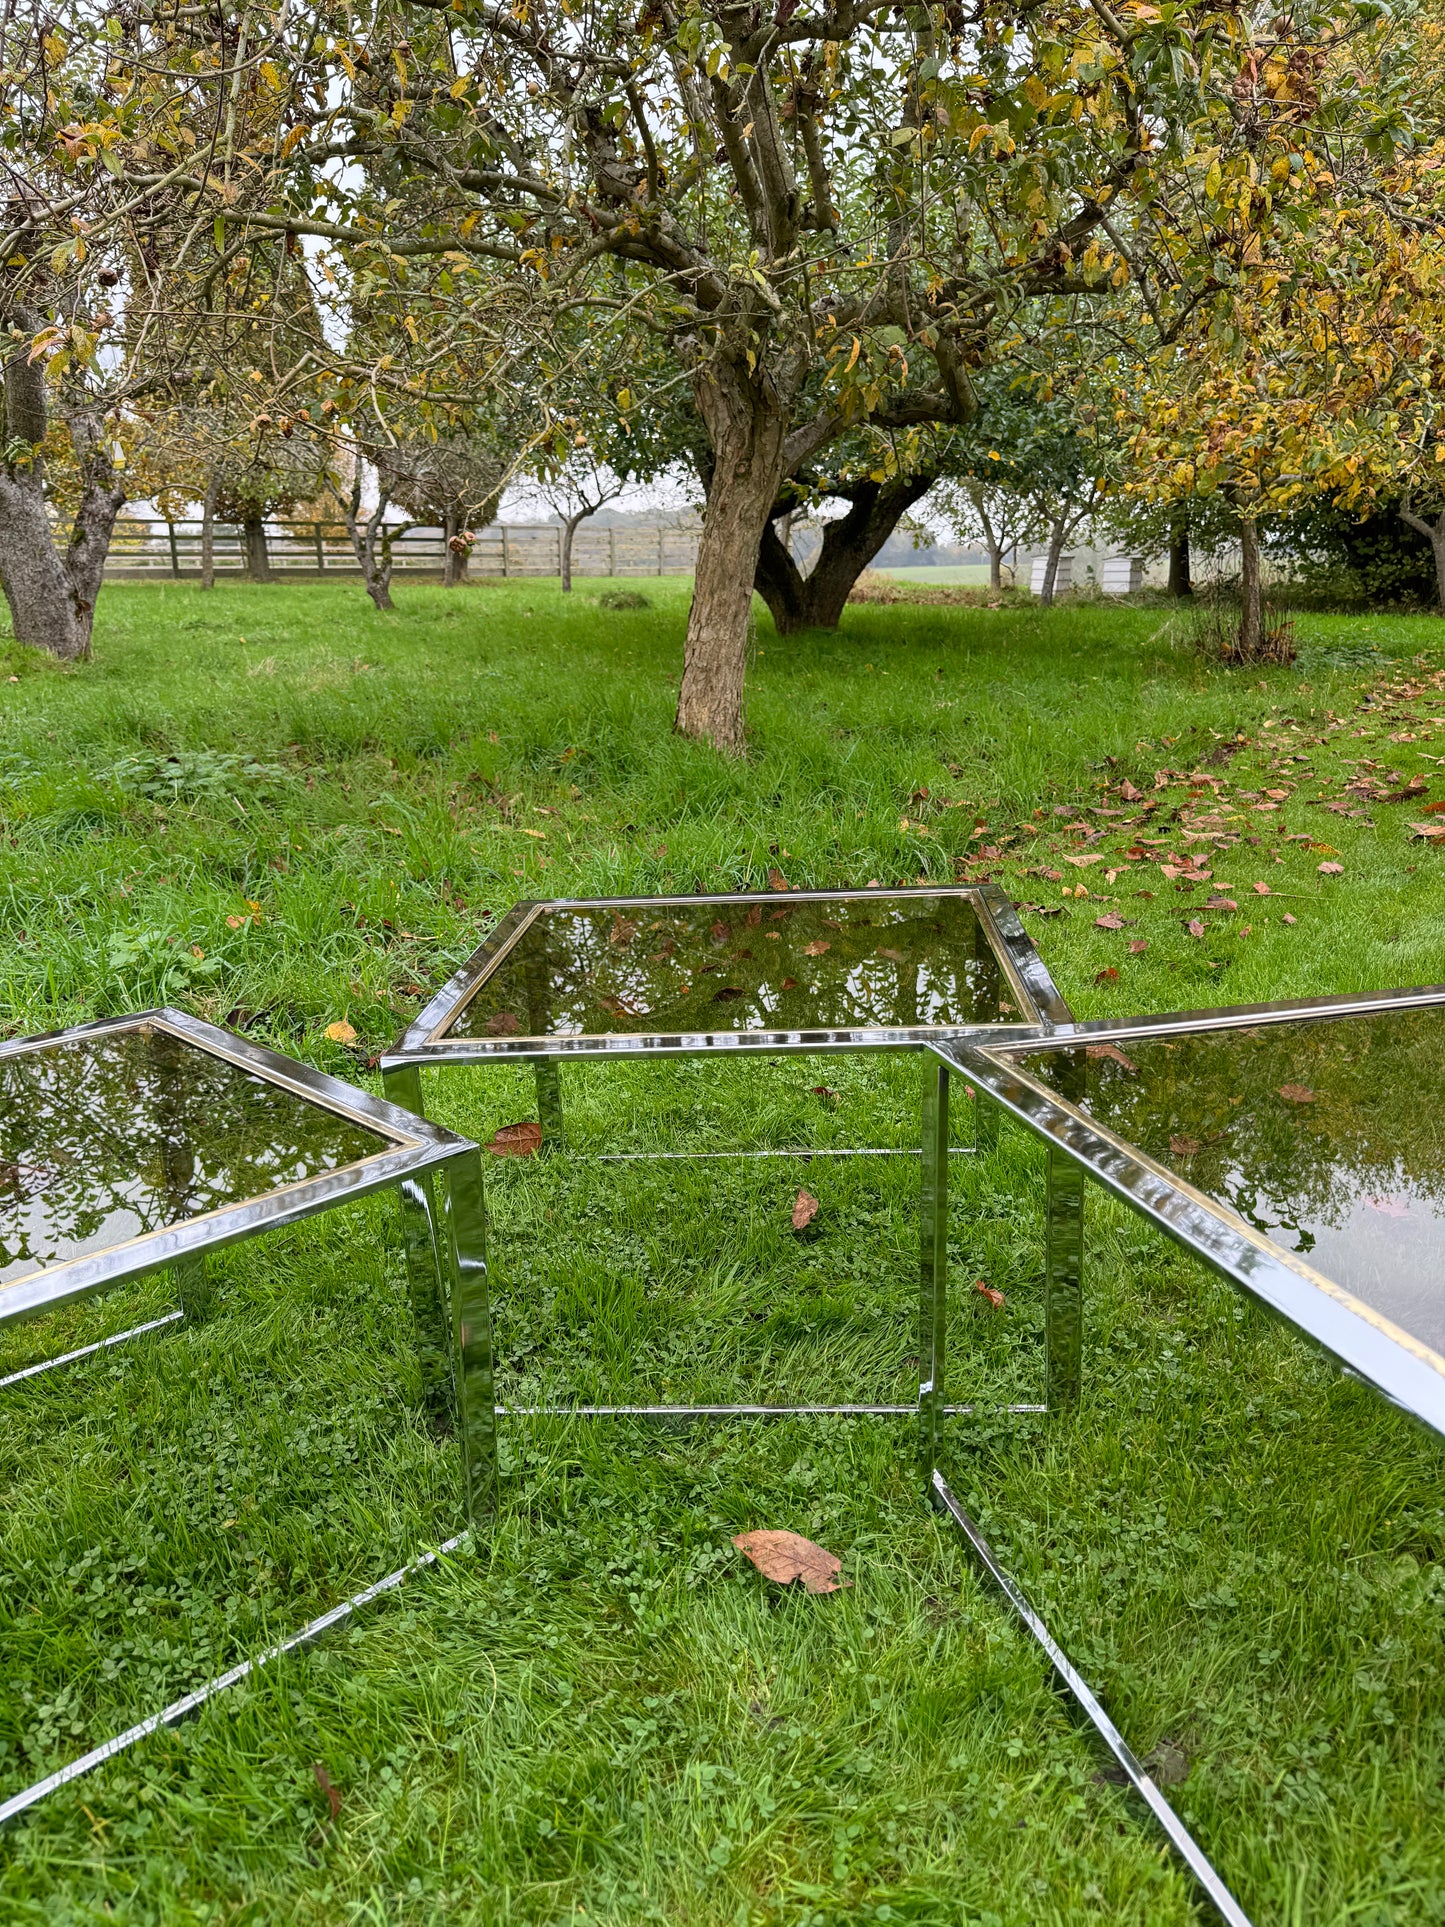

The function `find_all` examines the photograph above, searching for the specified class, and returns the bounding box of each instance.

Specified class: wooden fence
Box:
[99,517,702,580]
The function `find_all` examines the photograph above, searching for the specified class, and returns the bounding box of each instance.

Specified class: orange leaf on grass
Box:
[768,868,790,891]
[792,1189,820,1230]
[734,1529,850,1593]
[803,940,831,955]
[1278,1085,1315,1104]
[323,1020,357,1044]
[488,1120,543,1156]
[973,1278,1005,1309]
[1129,938,1149,954]
[1094,912,1125,930]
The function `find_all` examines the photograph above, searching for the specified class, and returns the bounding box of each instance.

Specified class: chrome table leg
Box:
[919,1058,950,1477]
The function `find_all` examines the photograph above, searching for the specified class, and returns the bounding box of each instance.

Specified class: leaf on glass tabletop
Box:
[733,1529,850,1593]
[323,1020,357,1044]
[488,1120,543,1156]
[792,1188,820,1230]
[973,1278,1005,1309]
[876,945,905,961]
[1086,1043,1137,1071]
[1278,1085,1315,1104]
[780,976,798,990]
[1169,1134,1201,1157]
[803,939,831,955]
[484,1010,521,1036]
[610,914,638,945]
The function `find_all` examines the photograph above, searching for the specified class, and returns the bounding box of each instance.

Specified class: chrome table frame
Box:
[918,982,1445,1927]
[0,1009,497,1522]
[381,885,1072,1434]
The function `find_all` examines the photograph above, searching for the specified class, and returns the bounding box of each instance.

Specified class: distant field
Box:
[870,562,995,584]
[1,578,1442,1923]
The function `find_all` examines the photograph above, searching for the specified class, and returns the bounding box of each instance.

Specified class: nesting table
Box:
[381,884,1072,1434]
[0,1009,496,1519]
[924,982,1445,1927]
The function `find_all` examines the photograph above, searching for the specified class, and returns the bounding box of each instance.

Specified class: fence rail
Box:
[98,518,701,581]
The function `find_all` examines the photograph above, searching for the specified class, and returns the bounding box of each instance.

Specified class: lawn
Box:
[0,577,1443,1926]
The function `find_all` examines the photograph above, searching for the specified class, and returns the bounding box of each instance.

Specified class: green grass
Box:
[0,578,1443,1924]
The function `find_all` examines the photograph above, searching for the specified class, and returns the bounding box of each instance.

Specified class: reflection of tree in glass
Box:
[0,1027,385,1284]
[454,897,999,1038]
[1024,1012,1445,1251]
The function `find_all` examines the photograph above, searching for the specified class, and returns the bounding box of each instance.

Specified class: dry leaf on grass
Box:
[768,867,790,891]
[1094,912,1125,930]
[733,1529,850,1593]
[314,1763,342,1822]
[1169,1134,1201,1157]
[484,1011,521,1036]
[1317,861,1344,874]
[488,1120,543,1156]
[973,1278,1005,1309]
[1129,938,1149,954]
[803,939,831,955]
[1278,1085,1315,1105]
[1094,966,1118,984]
[792,1188,820,1230]
[1187,919,1206,939]
[323,1020,357,1044]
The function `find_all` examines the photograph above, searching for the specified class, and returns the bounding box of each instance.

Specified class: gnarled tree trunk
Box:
[201,477,218,590]
[1238,515,1263,656]
[1400,498,1445,612]
[0,329,125,659]
[346,480,403,611]
[676,354,793,753]
[443,508,471,586]
[754,471,937,634]
[560,508,593,593]
[1167,509,1192,598]
[242,515,270,582]
[1038,513,1070,608]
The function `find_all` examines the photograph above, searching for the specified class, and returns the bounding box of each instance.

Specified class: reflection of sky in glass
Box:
[0,1028,387,1286]
[1022,1009,1445,1355]
[449,896,1005,1039]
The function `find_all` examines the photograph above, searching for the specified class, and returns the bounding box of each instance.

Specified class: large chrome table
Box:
[380,884,1071,1432]
[925,982,1445,1927]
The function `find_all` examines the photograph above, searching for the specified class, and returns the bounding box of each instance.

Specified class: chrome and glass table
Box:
[921,983,1445,1927]
[381,885,1071,1425]
[935,983,1445,1436]
[0,1009,496,1522]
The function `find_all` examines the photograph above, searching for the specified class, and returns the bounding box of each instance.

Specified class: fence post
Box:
[609,526,616,576]
[315,523,325,570]
[167,522,180,577]
[658,525,664,575]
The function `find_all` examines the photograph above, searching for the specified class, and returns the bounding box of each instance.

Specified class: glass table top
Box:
[1018,1004,1445,1356]
[445,894,1010,1041]
[0,1025,388,1287]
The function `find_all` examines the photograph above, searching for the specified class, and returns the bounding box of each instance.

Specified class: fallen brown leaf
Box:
[1128,938,1149,954]
[1204,896,1238,912]
[1169,1134,1201,1156]
[1283,912,1298,925]
[1187,918,1206,939]
[610,914,639,945]
[483,1010,521,1036]
[488,1120,543,1156]
[973,1278,1005,1309]
[1086,1043,1137,1071]
[876,945,905,961]
[780,976,799,990]
[733,1528,850,1593]
[1118,779,1143,802]
[1278,1084,1315,1104]
[1251,881,1271,895]
[810,1085,839,1101]
[768,867,790,891]
[792,1188,820,1230]
[1318,861,1344,875]
[803,939,831,955]
[314,1762,342,1823]
[1094,912,1125,930]
[1094,966,1119,984]
[323,1020,357,1044]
